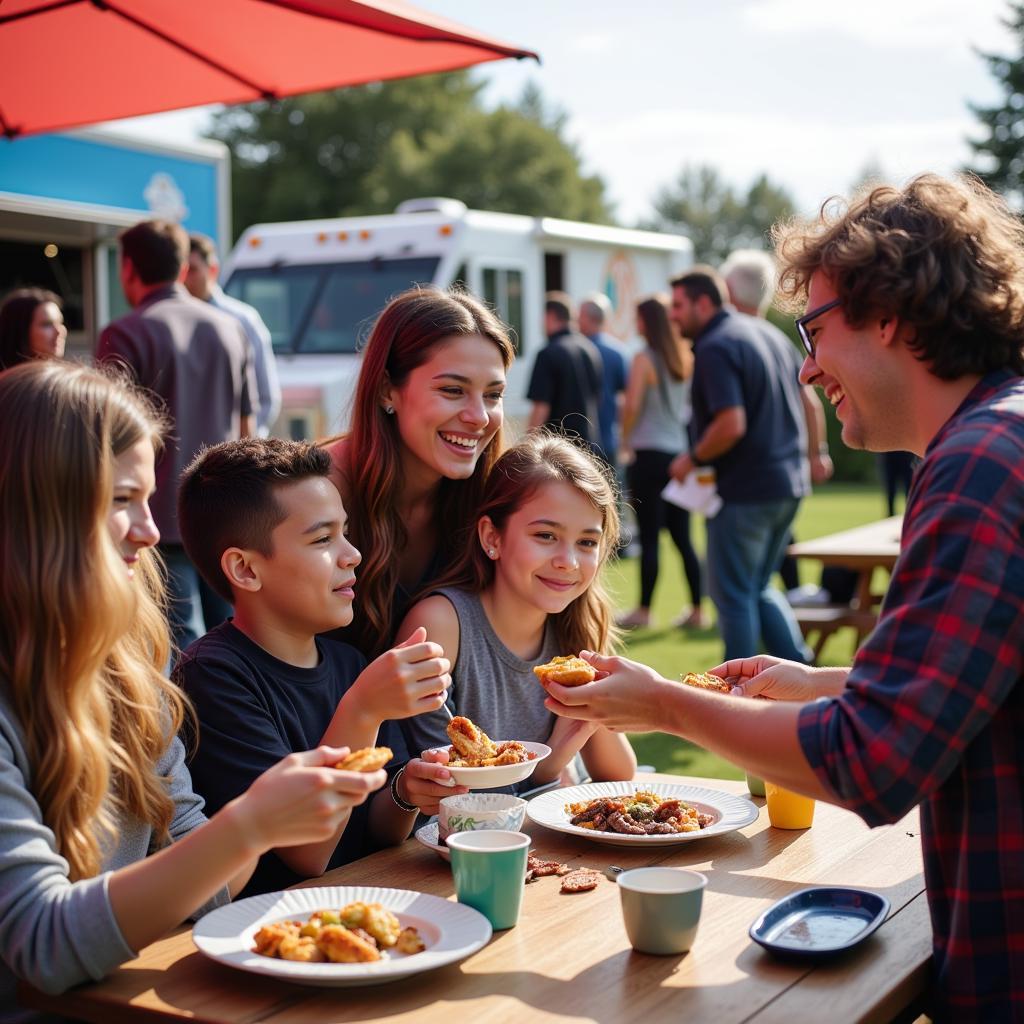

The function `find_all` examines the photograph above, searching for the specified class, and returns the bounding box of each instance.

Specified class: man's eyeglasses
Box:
[795,298,841,357]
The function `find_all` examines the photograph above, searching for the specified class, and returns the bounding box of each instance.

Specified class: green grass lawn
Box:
[611,482,898,779]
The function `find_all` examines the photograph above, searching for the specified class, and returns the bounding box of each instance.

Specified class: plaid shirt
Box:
[798,370,1024,1022]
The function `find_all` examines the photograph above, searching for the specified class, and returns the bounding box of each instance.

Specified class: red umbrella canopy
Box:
[0,0,538,139]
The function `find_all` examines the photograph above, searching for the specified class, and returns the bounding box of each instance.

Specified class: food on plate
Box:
[564,790,715,835]
[560,868,602,894]
[252,904,424,963]
[444,715,536,768]
[333,746,393,772]
[533,655,597,687]
[679,671,731,694]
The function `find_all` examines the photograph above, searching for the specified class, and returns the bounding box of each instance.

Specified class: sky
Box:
[102,0,1019,226]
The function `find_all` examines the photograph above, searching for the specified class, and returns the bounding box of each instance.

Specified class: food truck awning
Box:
[0,0,538,139]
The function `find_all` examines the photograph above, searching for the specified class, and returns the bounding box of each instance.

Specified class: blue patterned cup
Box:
[438,793,527,843]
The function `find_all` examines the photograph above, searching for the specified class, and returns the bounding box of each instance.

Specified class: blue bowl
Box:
[749,886,890,960]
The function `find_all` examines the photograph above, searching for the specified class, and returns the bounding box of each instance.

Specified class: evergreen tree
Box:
[967,1,1024,205]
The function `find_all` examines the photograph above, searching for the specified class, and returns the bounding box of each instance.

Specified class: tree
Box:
[645,165,795,265]
[207,73,612,237]
[967,1,1024,205]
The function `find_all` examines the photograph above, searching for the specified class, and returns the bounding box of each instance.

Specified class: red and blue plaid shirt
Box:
[798,370,1024,1022]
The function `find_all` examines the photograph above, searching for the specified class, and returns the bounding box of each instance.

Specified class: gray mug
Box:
[618,867,707,955]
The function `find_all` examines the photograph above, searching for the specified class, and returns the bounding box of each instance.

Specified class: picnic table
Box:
[22,774,931,1024]
[788,515,903,659]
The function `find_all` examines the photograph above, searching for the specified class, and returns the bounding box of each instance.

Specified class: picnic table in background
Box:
[788,515,903,660]
[23,773,931,1024]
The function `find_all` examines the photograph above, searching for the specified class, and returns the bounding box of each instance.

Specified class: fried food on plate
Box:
[533,655,596,687]
[316,924,381,963]
[565,790,715,835]
[333,746,393,772]
[253,903,426,963]
[447,715,496,762]
[679,671,731,694]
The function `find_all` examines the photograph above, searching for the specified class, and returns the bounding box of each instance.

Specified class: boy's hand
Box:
[349,627,452,725]
[231,746,386,854]
[400,750,468,816]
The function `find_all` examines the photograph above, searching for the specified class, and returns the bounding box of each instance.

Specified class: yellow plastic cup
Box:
[764,782,815,829]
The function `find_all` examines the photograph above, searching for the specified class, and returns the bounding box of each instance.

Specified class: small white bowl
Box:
[422,741,551,790]
[438,792,527,842]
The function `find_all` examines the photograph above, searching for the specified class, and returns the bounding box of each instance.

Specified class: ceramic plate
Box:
[415,820,450,862]
[192,885,491,986]
[749,886,890,959]
[527,780,759,847]
[422,741,551,789]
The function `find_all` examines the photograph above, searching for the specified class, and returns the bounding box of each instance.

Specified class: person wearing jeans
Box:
[706,498,811,662]
[667,267,811,664]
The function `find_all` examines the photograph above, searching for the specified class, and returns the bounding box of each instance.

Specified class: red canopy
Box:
[0,0,538,139]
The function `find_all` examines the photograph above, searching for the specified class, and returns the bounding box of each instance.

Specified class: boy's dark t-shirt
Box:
[176,621,406,897]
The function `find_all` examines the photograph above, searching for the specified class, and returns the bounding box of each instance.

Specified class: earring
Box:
[488,548,496,558]
[384,405,394,415]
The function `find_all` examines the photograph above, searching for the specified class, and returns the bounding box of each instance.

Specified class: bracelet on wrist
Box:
[817,442,830,456]
[389,765,418,813]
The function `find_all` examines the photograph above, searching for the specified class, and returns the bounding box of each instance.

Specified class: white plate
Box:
[192,885,491,986]
[415,820,450,862]
[422,741,551,789]
[527,780,759,847]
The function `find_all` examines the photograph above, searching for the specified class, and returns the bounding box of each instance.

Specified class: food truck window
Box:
[226,256,439,355]
[0,238,85,331]
[482,266,524,353]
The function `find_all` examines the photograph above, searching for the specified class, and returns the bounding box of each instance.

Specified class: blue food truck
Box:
[0,127,229,358]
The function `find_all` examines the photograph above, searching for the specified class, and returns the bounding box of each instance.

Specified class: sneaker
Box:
[616,608,651,629]
[672,607,709,629]
[786,584,832,607]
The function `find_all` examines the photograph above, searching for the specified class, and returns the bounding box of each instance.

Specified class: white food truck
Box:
[222,198,692,439]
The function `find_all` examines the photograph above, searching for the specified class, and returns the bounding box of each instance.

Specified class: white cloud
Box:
[741,0,1015,53]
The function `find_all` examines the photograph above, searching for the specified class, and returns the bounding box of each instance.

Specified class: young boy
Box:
[175,437,459,896]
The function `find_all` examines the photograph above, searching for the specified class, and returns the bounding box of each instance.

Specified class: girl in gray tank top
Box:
[396,433,637,803]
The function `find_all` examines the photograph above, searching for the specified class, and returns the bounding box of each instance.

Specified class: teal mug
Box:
[446,830,531,930]
[618,867,707,955]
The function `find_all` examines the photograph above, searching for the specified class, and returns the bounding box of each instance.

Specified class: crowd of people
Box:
[0,172,1021,1021]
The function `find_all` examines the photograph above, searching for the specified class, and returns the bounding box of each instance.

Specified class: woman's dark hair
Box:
[0,288,61,371]
[636,294,692,381]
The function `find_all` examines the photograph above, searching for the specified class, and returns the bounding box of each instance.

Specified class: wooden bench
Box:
[793,604,880,661]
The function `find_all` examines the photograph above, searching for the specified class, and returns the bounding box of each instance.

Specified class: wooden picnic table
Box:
[788,515,903,659]
[22,774,931,1024]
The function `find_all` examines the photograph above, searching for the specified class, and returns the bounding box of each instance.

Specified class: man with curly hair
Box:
[540,174,1024,1021]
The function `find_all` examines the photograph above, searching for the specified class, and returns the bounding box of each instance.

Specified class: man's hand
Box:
[810,452,834,483]
[710,656,848,702]
[539,651,675,733]
[669,452,694,482]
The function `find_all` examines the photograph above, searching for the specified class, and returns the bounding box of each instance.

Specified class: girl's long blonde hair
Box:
[0,361,187,880]
[431,431,622,655]
[333,287,515,657]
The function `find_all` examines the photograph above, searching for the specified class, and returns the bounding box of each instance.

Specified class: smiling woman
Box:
[324,288,515,659]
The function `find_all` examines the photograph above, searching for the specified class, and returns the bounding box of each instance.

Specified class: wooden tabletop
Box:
[23,775,931,1024]
[788,516,903,572]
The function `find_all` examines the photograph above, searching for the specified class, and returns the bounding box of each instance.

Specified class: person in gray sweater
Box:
[0,363,385,1023]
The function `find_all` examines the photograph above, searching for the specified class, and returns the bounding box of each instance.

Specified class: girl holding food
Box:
[0,363,384,1019]
[394,431,636,809]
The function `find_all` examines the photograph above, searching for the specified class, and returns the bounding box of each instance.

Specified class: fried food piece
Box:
[252,920,302,957]
[527,854,569,877]
[560,869,602,894]
[277,935,327,963]
[333,746,393,772]
[533,655,597,687]
[679,671,731,694]
[315,924,381,963]
[338,901,401,949]
[396,927,426,955]
[446,716,497,762]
